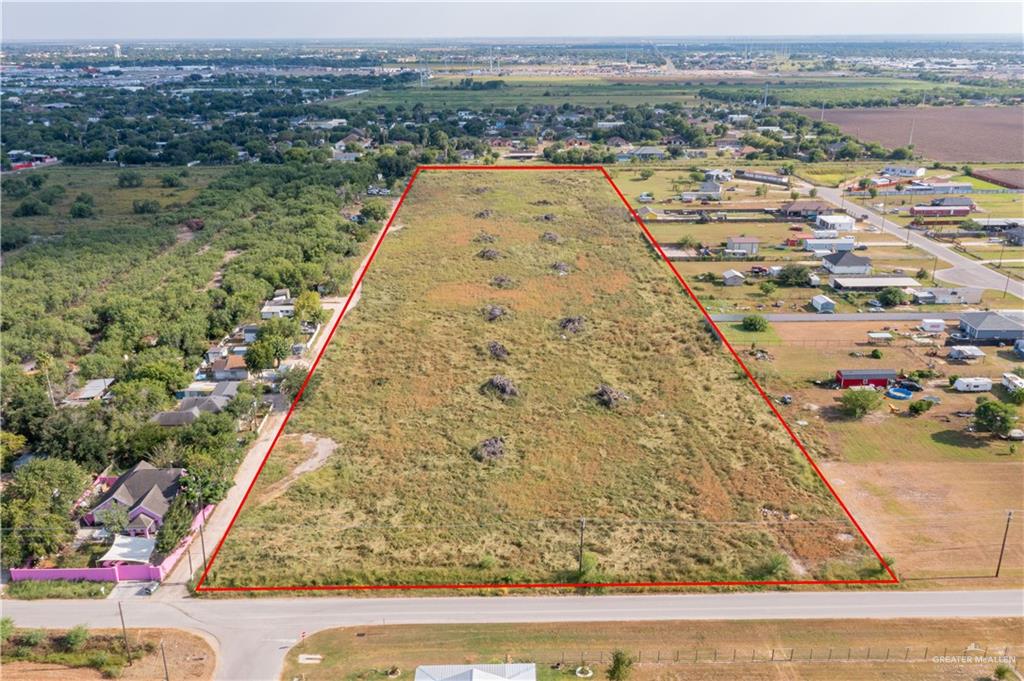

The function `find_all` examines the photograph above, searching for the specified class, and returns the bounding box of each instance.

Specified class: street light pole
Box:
[995,510,1014,578]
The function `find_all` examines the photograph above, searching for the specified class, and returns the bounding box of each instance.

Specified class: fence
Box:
[521,645,1017,666]
[10,504,214,584]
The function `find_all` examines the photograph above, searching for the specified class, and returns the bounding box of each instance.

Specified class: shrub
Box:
[12,198,49,217]
[116,170,144,188]
[132,199,161,214]
[741,314,769,332]
[869,348,883,359]
[948,375,960,387]
[22,628,46,646]
[840,389,883,418]
[160,174,184,188]
[759,281,777,295]
[607,650,634,681]
[908,400,933,416]
[70,201,96,218]
[63,624,89,652]
[877,286,908,307]
[975,401,1019,436]
[1,617,13,642]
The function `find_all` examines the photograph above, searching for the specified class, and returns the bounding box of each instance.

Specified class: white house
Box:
[816,214,855,231]
[722,269,746,286]
[882,165,926,178]
[822,251,872,275]
[704,169,733,182]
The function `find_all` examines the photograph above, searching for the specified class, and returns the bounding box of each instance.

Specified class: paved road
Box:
[816,186,1024,298]
[711,310,1022,323]
[4,590,1021,680]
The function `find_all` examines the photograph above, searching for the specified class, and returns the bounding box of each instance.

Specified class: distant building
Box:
[910,205,972,218]
[415,666,536,681]
[882,165,926,178]
[812,294,836,313]
[211,355,250,381]
[726,235,760,256]
[829,275,920,291]
[85,462,185,538]
[816,214,855,231]
[835,368,897,388]
[804,237,856,253]
[779,199,834,219]
[722,269,746,286]
[912,287,983,305]
[704,169,733,183]
[64,378,115,405]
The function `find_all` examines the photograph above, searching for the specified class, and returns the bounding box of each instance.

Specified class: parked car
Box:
[867,299,883,308]
[143,581,160,595]
[898,380,924,392]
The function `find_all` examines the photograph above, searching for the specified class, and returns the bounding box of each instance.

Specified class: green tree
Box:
[294,290,327,324]
[155,494,194,553]
[908,400,933,416]
[759,281,777,296]
[974,401,1018,436]
[280,364,322,402]
[639,169,654,180]
[98,504,130,536]
[69,201,96,218]
[13,198,50,217]
[360,199,390,222]
[877,287,908,307]
[607,651,634,681]
[244,338,277,372]
[741,315,770,332]
[776,264,810,287]
[840,389,883,418]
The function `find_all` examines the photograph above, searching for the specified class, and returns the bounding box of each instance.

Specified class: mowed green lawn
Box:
[204,170,881,589]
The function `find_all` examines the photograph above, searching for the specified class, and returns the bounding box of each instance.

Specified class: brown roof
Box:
[212,355,247,371]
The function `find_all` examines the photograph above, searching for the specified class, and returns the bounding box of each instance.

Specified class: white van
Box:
[953,377,993,393]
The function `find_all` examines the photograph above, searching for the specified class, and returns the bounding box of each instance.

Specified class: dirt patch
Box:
[260,434,339,504]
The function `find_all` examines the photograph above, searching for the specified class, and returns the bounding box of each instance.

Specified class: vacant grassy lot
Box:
[282,618,1023,681]
[205,170,882,589]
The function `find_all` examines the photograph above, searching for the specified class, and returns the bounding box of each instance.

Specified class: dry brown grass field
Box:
[204,170,886,589]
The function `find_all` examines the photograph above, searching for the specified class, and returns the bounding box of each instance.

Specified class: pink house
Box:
[84,461,185,538]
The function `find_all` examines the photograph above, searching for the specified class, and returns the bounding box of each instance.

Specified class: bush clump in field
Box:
[558,316,586,334]
[540,231,561,243]
[472,437,505,462]
[537,213,557,222]
[551,261,571,276]
[909,400,934,416]
[477,248,502,260]
[487,341,509,361]
[474,231,496,242]
[839,389,883,418]
[484,305,507,322]
[490,275,515,289]
[475,210,494,219]
[482,375,520,401]
[741,315,770,332]
[594,384,629,409]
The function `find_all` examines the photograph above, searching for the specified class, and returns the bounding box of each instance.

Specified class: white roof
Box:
[831,276,920,288]
[818,214,854,224]
[415,666,536,681]
[722,269,744,279]
[99,534,156,565]
[950,345,986,357]
[868,332,893,339]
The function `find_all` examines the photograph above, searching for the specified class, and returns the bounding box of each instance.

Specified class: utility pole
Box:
[198,493,208,569]
[160,640,170,681]
[118,601,132,665]
[995,510,1013,578]
[577,518,586,580]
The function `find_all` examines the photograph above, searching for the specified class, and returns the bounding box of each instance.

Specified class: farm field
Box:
[716,319,1024,586]
[282,618,1023,681]
[202,169,887,590]
[797,106,1024,162]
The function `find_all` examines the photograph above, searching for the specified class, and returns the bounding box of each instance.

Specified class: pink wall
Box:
[10,505,214,584]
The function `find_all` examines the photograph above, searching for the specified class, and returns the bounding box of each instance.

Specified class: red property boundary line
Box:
[195,165,899,592]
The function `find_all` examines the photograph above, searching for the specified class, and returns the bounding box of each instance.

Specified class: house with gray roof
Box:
[957,312,1024,342]
[85,462,186,539]
[415,665,536,681]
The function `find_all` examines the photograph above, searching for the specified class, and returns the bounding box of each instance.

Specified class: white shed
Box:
[920,319,946,333]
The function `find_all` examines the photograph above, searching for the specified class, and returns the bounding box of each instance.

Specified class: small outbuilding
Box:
[811,294,836,313]
[835,368,897,388]
[948,345,986,361]
[722,269,746,286]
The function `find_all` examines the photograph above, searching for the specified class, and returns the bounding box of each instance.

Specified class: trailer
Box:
[953,377,993,393]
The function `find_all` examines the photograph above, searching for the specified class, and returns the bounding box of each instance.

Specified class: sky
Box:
[2,1,1021,42]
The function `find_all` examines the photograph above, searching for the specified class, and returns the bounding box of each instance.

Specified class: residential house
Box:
[726,236,760,256]
[734,169,788,187]
[680,181,722,202]
[704,169,733,182]
[815,214,855,231]
[331,151,361,163]
[912,287,983,305]
[151,407,202,427]
[931,196,976,209]
[722,269,746,286]
[812,294,836,313]
[822,251,872,275]
[241,325,260,344]
[957,312,1024,342]
[85,461,185,538]
[211,355,250,381]
[64,378,115,405]
[205,346,227,365]
[630,146,666,161]
[779,199,835,219]
[835,369,897,388]
[604,136,629,148]
[177,395,231,414]
[261,300,295,319]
